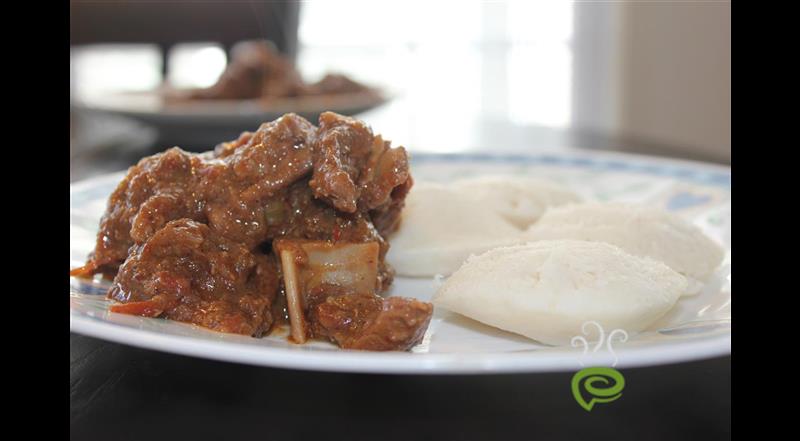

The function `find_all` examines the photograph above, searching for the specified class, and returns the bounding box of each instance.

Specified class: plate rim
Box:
[70,313,730,374]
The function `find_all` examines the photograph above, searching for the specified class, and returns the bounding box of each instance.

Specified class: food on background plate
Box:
[386,177,581,277]
[524,203,725,294]
[305,73,373,96]
[169,40,376,102]
[71,111,432,351]
[432,240,687,346]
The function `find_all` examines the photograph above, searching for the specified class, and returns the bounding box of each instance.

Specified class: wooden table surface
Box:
[69,333,730,440]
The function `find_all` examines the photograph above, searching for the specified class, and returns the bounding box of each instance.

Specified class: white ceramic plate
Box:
[70,150,731,374]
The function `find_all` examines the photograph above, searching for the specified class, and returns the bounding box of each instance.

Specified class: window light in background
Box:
[506,0,573,127]
[298,0,574,129]
[70,44,162,99]
[167,43,227,89]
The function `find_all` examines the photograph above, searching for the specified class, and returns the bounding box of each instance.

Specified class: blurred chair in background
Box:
[70,0,300,74]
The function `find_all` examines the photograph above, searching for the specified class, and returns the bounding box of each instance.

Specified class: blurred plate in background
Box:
[73,89,389,150]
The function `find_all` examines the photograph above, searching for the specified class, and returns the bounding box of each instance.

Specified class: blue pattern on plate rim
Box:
[666,191,714,211]
[410,153,731,188]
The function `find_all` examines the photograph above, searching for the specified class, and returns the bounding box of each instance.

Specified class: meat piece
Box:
[309,112,412,222]
[307,287,433,351]
[213,131,254,159]
[309,112,376,212]
[199,114,316,248]
[225,113,316,201]
[370,176,413,236]
[271,179,385,242]
[108,219,279,337]
[359,136,413,237]
[358,136,410,211]
[73,147,205,276]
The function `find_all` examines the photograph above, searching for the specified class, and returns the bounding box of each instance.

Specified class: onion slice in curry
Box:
[273,239,380,343]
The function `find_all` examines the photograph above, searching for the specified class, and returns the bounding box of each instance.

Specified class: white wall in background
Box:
[506,0,573,127]
[617,2,731,162]
[571,1,622,135]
